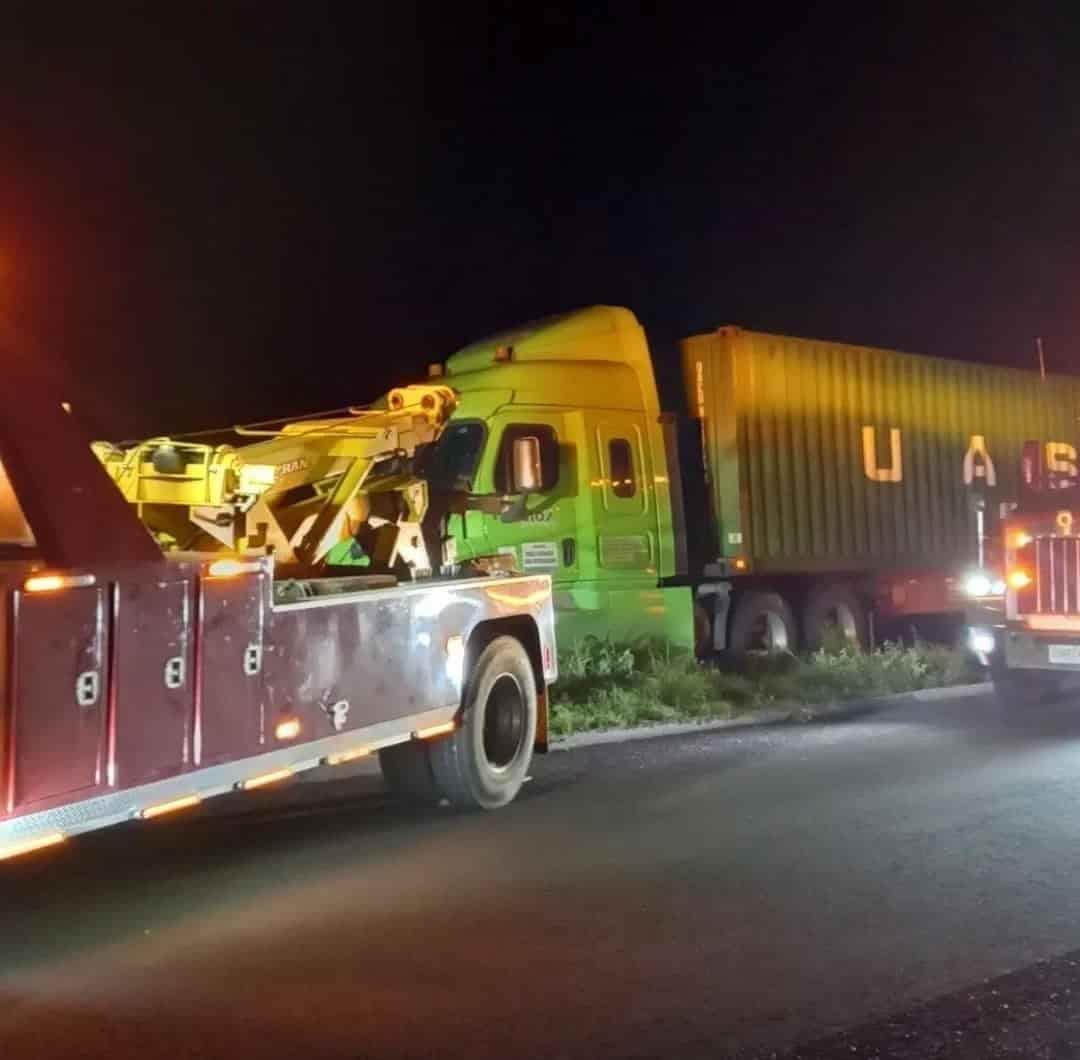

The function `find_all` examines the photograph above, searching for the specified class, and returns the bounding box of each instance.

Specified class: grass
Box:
[550,635,983,739]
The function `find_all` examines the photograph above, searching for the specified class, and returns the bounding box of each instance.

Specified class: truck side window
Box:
[609,438,636,499]
[495,425,559,493]
[0,459,35,547]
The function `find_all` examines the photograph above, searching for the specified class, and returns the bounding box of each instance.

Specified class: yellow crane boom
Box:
[94,384,457,576]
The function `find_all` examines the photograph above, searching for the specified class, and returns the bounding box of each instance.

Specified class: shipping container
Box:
[681,327,1080,576]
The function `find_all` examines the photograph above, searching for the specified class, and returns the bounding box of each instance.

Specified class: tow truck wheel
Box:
[429,635,538,810]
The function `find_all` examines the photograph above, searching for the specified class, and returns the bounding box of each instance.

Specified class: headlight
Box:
[963,571,993,598]
[967,628,996,655]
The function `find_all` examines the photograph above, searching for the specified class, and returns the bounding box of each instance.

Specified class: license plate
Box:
[1049,645,1080,665]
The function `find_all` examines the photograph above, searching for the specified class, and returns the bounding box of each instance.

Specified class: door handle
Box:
[243,642,263,677]
[164,656,186,690]
[75,670,100,708]
[562,537,576,566]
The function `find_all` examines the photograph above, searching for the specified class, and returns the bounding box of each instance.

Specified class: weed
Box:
[550,636,981,737]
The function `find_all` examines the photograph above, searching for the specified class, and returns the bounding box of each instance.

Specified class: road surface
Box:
[6,687,1080,1058]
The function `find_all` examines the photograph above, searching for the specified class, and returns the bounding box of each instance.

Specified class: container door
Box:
[112,579,195,787]
[197,573,267,765]
[9,585,109,809]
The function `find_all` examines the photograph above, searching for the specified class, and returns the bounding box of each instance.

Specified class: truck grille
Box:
[1025,536,1080,615]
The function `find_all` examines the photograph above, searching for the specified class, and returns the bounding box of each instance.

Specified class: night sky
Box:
[3,7,1078,438]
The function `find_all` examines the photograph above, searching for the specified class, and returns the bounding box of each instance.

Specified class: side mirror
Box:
[511,436,543,494]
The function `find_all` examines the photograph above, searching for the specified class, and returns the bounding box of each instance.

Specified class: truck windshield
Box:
[424,421,485,491]
[0,459,35,547]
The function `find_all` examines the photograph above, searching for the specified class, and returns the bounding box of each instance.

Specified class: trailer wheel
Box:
[728,591,796,654]
[802,584,868,652]
[429,635,537,810]
[378,740,437,803]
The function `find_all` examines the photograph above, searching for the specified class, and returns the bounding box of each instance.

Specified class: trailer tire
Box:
[802,584,868,652]
[378,740,438,803]
[694,603,713,658]
[728,591,796,654]
[428,635,537,810]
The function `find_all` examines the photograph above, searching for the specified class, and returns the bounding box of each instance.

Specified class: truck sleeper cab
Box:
[0,365,556,862]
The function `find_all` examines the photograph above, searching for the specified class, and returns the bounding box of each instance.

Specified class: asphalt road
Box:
[7,687,1080,1058]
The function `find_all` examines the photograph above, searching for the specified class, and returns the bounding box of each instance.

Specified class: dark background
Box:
[2,5,1077,437]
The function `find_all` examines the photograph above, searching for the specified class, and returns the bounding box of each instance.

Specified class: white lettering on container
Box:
[1046,442,1078,477]
[962,435,997,486]
[861,426,903,483]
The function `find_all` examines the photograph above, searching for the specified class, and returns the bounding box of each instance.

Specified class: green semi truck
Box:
[420,305,1080,654]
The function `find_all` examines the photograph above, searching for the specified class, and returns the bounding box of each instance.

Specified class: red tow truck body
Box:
[0,361,556,860]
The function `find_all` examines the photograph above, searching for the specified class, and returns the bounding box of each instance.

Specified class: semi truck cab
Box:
[972,443,1080,700]
[427,306,694,648]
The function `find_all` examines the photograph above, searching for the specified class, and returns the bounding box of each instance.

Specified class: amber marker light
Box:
[326,747,372,766]
[274,717,301,741]
[1007,570,1032,590]
[0,832,66,861]
[24,573,96,593]
[238,768,294,790]
[413,720,457,740]
[207,558,262,578]
[140,794,201,819]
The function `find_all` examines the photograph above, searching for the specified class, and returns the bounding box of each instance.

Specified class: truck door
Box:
[488,413,579,582]
[112,578,196,786]
[197,570,267,764]
[9,583,110,809]
[591,418,654,577]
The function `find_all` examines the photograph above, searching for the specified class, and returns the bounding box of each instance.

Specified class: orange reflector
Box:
[140,794,201,819]
[238,767,294,790]
[413,720,457,741]
[733,557,749,572]
[207,558,262,578]
[326,746,372,766]
[0,831,65,862]
[24,573,96,593]
[274,717,301,741]
[1008,570,1032,590]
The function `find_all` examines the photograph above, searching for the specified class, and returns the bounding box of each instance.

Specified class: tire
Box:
[428,635,538,810]
[694,603,713,659]
[379,739,438,803]
[728,590,797,654]
[802,583,869,652]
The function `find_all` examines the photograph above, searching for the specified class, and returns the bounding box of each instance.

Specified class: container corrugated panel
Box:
[680,328,1080,574]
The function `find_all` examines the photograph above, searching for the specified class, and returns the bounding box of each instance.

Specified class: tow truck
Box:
[0,356,556,863]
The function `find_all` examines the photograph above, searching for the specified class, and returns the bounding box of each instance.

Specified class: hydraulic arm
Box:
[94,385,457,576]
